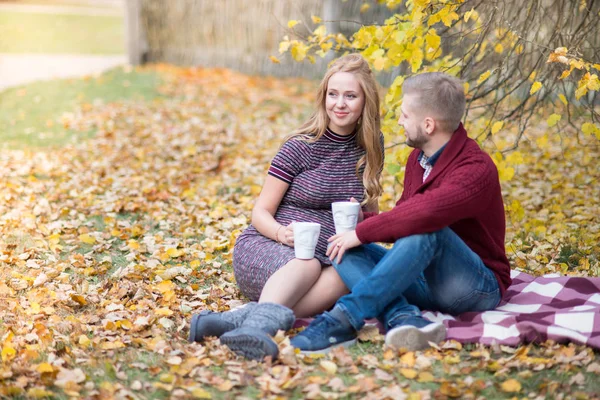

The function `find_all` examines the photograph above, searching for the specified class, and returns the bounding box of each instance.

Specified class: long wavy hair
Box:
[284,54,383,207]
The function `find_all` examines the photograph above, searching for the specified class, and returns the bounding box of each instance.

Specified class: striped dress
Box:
[232,128,368,301]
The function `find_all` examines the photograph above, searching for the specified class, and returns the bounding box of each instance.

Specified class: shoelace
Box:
[301,314,334,337]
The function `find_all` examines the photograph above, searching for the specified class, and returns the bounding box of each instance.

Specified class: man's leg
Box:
[332,243,388,290]
[382,228,501,350]
[292,228,500,352]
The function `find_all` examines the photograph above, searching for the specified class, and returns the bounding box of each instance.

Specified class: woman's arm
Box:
[251,175,294,246]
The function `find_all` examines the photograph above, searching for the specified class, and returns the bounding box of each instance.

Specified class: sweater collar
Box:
[416,123,468,188]
[324,127,357,143]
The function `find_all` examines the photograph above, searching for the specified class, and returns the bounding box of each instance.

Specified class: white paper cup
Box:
[293,222,321,259]
[332,201,361,234]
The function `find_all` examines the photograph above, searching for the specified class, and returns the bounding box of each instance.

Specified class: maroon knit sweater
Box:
[356,124,512,295]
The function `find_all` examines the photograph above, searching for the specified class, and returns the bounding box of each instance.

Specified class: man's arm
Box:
[356,155,497,244]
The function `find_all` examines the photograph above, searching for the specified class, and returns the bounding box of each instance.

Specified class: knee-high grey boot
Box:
[188,302,257,343]
[219,302,295,360]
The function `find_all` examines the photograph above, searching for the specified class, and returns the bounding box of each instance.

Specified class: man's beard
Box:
[406,125,428,149]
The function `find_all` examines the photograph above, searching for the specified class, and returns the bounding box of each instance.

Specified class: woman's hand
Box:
[277,222,295,247]
[326,230,361,264]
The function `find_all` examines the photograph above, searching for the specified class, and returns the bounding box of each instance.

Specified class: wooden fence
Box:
[126,0,397,81]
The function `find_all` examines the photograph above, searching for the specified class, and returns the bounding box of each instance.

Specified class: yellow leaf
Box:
[269,56,280,64]
[1,345,16,362]
[290,42,309,62]
[78,335,91,347]
[547,113,561,127]
[530,81,542,95]
[27,388,54,398]
[505,151,523,165]
[191,388,212,399]
[360,3,370,13]
[36,363,54,373]
[400,368,418,379]
[498,165,515,182]
[501,378,522,393]
[558,94,568,106]
[477,70,491,85]
[581,122,597,136]
[78,233,95,245]
[320,360,338,375]
[464,8,475,22]
[278,40,290,54]
[313,25,326,37]
[399,351,416,367]
[155,308,174,316]
[417,371,434,382]
[491,121,504,135]
[70,294,87,306]
[166,247,183,258]
[119,320,133,330]
[373,57,386,71]
[311,15,322,24]
[128,239,140,250]
[287,20,299,29]
[494,43,504,53]
[536,134,549,148]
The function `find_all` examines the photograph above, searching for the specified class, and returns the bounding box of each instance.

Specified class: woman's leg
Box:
[258,258,322,308]
[291,266,349,318]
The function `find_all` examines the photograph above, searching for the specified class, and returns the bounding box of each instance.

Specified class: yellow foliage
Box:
[477,70,491,85]
[547,114,561,127]
[501,378,522,393]
[491,121,504,135]
[530,81,542,95]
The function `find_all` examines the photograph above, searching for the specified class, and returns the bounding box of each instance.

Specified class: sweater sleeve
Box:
[356,153,497,244]
[267,138,311,184]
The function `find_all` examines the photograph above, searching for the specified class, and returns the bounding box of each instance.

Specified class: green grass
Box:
[0,11,124,54]
[0,67,163,148]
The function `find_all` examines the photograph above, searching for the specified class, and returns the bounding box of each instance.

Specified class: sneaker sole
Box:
[220,328,279,360]
[385,323,446,351]
[298,338,358,355]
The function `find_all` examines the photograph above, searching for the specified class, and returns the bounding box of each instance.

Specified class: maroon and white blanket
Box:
[295,271,600,348]
[423,270,600,348]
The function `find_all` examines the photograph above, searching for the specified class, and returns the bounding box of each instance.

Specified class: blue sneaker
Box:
[290,312,357,354]
[384,316,446,351]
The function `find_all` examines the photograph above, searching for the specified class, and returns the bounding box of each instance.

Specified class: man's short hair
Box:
[402,72,466,133]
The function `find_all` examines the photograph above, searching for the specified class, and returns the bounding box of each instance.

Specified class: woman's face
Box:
[325,72,365,135]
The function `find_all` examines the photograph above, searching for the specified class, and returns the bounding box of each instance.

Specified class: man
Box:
[290,72,512,353]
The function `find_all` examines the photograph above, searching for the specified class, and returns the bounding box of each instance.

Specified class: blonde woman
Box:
[189,54,384,360]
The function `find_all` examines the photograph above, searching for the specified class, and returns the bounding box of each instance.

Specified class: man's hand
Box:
[326,230,361,264]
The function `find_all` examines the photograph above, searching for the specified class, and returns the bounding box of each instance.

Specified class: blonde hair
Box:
[285,54,383,206]
[402,72,466,133]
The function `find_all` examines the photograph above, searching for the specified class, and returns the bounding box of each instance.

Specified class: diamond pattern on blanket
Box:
[522,281,563,298]
[434,271,600,348]
[555,312,595,333]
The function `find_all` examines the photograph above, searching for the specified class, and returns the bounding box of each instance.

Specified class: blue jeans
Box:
[332,228,501,331]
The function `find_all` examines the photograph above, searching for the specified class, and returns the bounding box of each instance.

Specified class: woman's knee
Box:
[288,258,322,279]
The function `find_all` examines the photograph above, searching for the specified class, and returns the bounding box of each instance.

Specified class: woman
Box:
[189,54,384,360]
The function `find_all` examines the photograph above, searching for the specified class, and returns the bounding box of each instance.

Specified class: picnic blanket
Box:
[294,270,600,348]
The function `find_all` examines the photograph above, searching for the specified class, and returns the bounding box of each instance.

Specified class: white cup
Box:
[332,201,361,234]
[293,222,321,259]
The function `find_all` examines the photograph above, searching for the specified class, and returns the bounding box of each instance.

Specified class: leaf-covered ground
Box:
[0,66,599,399]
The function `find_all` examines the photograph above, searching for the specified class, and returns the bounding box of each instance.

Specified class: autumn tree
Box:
[277,0,600,180]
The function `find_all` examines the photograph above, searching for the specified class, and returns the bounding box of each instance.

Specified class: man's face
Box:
[398,94,429,149]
